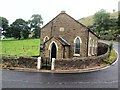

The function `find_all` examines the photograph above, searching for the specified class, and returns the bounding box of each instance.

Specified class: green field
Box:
[78,11,118,26]
[1,39,40,56]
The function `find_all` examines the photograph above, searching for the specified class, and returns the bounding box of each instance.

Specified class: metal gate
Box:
[41,57,51,70]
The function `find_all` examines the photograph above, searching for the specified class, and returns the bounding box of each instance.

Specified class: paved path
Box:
[1,41,119,88]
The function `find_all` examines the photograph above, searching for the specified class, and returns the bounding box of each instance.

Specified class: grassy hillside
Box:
[1,39,40,56]
[78,12,118,26]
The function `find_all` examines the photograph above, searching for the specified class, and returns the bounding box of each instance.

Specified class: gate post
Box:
[51,58,55,70]
[37,57,41,69]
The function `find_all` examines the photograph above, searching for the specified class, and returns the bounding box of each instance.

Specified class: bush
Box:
[109,43,113,53]
[103,49,117,64]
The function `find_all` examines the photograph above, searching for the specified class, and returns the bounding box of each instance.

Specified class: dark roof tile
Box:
[56,37,70,46]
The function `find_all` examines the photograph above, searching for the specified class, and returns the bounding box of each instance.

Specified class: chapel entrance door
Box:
[51,43,57,60]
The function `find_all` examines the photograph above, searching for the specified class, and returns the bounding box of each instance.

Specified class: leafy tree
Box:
[93,9,110,34]
[109,18,117,30]
[10,19,29,39]
[116,11,120,35]
[0,17,11,37]
[21,23,30,39]
[118,11,120,29]
[29,14,43,38]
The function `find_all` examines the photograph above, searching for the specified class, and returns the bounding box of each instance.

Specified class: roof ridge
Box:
[41,11,99,38]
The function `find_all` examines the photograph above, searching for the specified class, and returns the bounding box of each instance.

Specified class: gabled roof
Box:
[41,11,99,38]
[44,36,70,46]
[56,37,70,46]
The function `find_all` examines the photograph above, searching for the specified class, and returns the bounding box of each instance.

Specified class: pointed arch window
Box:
[92,39,94,55]
[43,36,49,42]
[75,38,80,54]
[74,36,82,56]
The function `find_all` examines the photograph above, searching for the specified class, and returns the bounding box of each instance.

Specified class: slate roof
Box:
[44,36,70,46]
[56,37,70,46]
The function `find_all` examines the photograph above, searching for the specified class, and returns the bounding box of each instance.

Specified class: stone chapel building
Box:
[40,11,98,60]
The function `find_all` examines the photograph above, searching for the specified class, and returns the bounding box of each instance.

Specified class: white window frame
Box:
[88,37,91,56]
[73,36,82,56]
[94,41,98,55]
[48,41,58,60]
[43,36,49,42]
[92,39,94,55]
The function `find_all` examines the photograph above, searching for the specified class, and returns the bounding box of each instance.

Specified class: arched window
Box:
[88,37,91,56]
[43,36,49,42]
[94,41,98,55]
[75,38,80,54]
[74,36,82,56]
[92,39,94,55]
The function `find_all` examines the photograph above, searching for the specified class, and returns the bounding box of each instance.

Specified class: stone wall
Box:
[2,43,109,70]
[55,43,109,70]
[88,31,98,56]
[2,56,37,68]
[97,42,109,55]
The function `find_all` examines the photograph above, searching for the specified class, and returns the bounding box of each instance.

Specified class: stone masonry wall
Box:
[40,12,91,58]
[54,43,109,70]
[2,56,37,68]
[88,32,98,56]
[43,37,63,59]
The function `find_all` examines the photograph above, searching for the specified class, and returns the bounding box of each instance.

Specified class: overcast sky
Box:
[0,0,119,26]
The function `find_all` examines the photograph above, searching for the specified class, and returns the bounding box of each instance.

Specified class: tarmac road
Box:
[1,41,119,88]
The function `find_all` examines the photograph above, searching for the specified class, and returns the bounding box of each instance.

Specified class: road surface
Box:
[1,41,119,88]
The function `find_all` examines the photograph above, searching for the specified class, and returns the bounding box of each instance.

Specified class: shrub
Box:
[109,43,113,53]
[103,49,117,64]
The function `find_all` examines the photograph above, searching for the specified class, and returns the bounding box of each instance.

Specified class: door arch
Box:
[48,41,58,60]
[51,43,57,60]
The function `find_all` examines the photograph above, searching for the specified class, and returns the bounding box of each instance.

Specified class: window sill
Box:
[73,54,80,56]
[88,54,91,56]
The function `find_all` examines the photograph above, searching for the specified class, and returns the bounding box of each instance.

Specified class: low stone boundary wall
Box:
[2,42,110,70]
[2,56,37,68]
[97,42,109,55]
[55,43,110,70]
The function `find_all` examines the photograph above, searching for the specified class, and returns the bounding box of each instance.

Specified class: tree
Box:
[0,17,11,37]
[10,19,29,39]
[21,22,30,39]
[109,18,117,30]
[29,14,43,38]
[118,11,120,29]
[117,11,120,34]
[93,9,110,34]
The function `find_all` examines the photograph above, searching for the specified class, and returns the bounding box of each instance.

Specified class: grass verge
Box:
[103,49,117,64]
